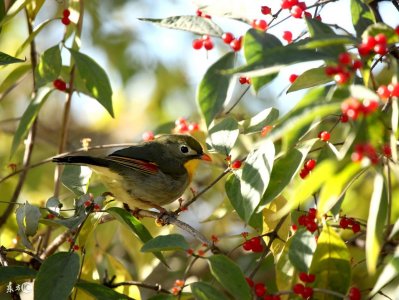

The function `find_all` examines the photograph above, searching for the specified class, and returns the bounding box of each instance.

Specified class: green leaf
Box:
[240,107,279,134]
[366,172,388,274]
[207,117,239,155]
[35,252,80,300]
[141,234,189,252]
[0,51,24,65]
[0,266,36,284]
[68,48,114,117]
[107,207,167,265]
[288,228,317,272]
[15,18,55,57]
[260,139,317,207]
[243,29,281,92]
[197,52,235,127]
[35,45,62,87]
[61,165,92,196]
[11,87,53,156]
[0,0,29,27]
[369,252,399,296]
[318,162,362,215]
[309,226,351,299]
[46,196,62,215]
[76,280,131,300]
[350,0,376,37]
[16,201,41,249]
[276,238,295,291]
[208,255,251,300]
[240,140,275,222]
[287,67,333,93]
[0,64,31,94]
[139,16,223,37]
[191,281,229,300]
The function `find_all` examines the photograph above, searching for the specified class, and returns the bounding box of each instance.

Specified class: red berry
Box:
[261,125,273,137]
[338,52,352,65]
[382,144,392,157]
[351,151,363,162]
[319,131,331,142]
[293,283,305,295]
[255,283,266,297]
[204,14,212,19]
[230,38,242,51]
[374,44,388,55]
[315,15,322,21]
[305,159,316,171]
[239,76,248,84]
[348,287,361,300]
[203,39,214,50]
[93,204,101,211]
[298,215,308,226]
[281,0,298,9]
[308,208,317,218]
[261,6,272,15]
[188,122,199,132]
[302,287,313,298]
[61,17,71,25]
[47,213,55,219]
[72,244,80,251]
[377,85,390,100]
[306,221,318,233]
[364,36,376,49]
[289,74,298,83]
[252,19,268,31]
[396,25,399,36]
[292,224,298,231]
[299,168,309,179]
[362,99,379,114]
[243,241,252,251]
[334,72,350,85]
[222,32,234,44]
[290,5,303,18]
[352,223,361,233]
[202,34,210,41]
[299,272,309,282]
[283,31,293,43]
[53,79,67,91]
[192,39,203,50]
[340,217,350,229]
[196,9,203,16]
[340,113,349,123]
[231,160,242,169]
[304,11,312,18]
[374,33,387,45]
[352,60,363,70]
[307,274,315,283]
[388,83,399,97]
[84,200,92,207]
[245,277,254,287]
[325,66,337,76]
[251,242,264,253]
[62,9,70,17]
[142,131,155,141]
[357,43,371,56]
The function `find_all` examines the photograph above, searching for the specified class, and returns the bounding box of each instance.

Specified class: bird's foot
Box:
[155,207,177,226]
[123,203,142,219]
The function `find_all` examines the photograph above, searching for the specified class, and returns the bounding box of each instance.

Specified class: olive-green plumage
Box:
[53,134,211,210]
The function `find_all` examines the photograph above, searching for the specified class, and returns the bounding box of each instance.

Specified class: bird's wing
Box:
[106,155,159,175]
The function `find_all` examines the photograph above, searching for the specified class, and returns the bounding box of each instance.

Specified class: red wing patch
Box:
[107,155,159,174]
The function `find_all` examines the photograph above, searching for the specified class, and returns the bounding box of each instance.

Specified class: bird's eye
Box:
[180,145,189,154]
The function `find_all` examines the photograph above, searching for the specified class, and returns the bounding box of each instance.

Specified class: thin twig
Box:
[224,85,250,115]
[108,281,171,294]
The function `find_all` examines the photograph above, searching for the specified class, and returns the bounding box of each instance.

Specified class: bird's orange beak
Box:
[200,153,212,161]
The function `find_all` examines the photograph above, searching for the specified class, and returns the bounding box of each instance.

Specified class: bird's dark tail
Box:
[52,155,110,167]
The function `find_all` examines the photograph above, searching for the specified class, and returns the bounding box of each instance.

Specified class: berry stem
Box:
[224,85,251,115]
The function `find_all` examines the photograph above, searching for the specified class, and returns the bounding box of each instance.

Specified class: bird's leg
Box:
[123,203,142,219]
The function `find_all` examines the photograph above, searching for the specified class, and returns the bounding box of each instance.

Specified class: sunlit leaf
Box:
[16,201,41,249]
[0,64,31,94]
[309,226,351,298]
[197,52,235,127]
[369,252,399,297]
[350,0,375,37]
[366,172,388,274]
[276,238,295,291]
[45,196,62,215]
[69,48,114,117]
[288,228,317,272]
[139,15,223,37]
[191,281,229,300]
[207,117,239,155]
[240,107,279,134]
[61,165,92,196]
[0,51,24,65]
[35,252,80,300]
[76,280,131,300]
[287,67,333,93]
[0,0,29,27]
[208,255,251,300]
[35,45,62,87]
[10,87,53,156]
[141,234,189,252]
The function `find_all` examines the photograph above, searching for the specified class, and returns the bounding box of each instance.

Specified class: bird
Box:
[52,134,212,212]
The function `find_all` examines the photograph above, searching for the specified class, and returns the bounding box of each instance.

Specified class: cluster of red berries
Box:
[192,34,214,50]
[245,278,281,299]
[67,237,80,251]
[297,208,318,233]
[186,248,205,256]
[318,130,331,142]
[239,76,251,85]
[242,233,263,253]
[171,279,185,296]
[348,287,361,300]
[174,117,200,134]
[339,216,361,233]
[84,199,101,211]
[340,97,379,121]
[377,82,399,101]
[281,0,308,18]
[251,19,268,31]
[196,9,211,19]
[289,74,298,83]
[299,159,316,179]
[293,272,316,299]
[221,32,242,52]
[325,52,363,85]
[142,131,155,142]
[61,9,71,25]
[351,143,379,165]
[358,33,389,57]
[283,31,293,44]
[53,79,67,91]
